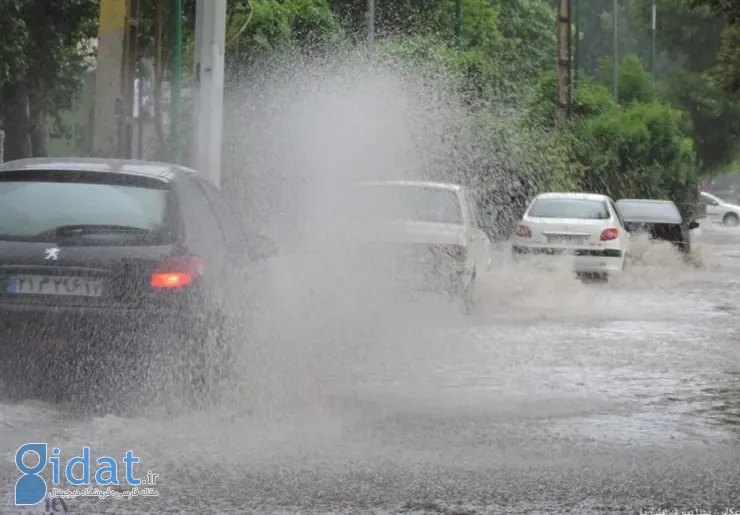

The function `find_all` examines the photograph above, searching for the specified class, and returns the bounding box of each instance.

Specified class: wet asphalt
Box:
[1,222,739,514]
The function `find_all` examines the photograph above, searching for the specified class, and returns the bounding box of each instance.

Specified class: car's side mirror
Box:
[688,221,700,230]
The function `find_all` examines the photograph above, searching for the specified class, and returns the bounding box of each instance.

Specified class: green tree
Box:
[567,0,651,76]
[661,67,740,170]
[631,0,740,171]
[689,0,740,22]
[527,57,700,217]
[632,0,724,73]
[0,0,97,161]
[686,0,740,98]
[713,26,740,98]
[0,0,31,159]
[0,0,28,89]
[527,55,656,128]
[526,70,612,129]
[598,54,659,104]
[330,0,556,102]
[571,101,697,202]
[497,0,556,84]
[225,0,342,70]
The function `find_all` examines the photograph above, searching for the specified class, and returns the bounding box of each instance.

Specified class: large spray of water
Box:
[217,53,485,413]
[195,51,701,417]
[27,48,698,420]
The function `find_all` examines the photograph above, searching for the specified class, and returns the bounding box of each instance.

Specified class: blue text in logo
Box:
[15,444,154,506]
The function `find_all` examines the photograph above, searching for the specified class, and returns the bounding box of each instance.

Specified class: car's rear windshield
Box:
[0,172,176,245]
[527,197,610,219]
[353,184,463,224]
[615,200,681,223]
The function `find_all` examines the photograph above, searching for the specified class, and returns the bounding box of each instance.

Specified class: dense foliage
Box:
[0,0,97,160]
[1,0,739,224]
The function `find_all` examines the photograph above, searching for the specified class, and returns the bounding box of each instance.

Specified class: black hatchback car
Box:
[615,198,699,255]
[0,158,274,402]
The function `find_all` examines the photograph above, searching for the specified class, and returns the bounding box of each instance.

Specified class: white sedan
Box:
[512,192,629,278]
[699,191,740,227]
[353,180,492,313]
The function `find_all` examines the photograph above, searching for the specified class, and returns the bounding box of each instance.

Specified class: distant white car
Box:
[699,191,740,227]
[353,180,493,312]
[512,192,629,278]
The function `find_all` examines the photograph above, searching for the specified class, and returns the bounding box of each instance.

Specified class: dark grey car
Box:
[0,157,275,403]
[615,198,699,255]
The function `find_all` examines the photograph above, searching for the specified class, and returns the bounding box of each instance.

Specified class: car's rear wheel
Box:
[723,212,739,227]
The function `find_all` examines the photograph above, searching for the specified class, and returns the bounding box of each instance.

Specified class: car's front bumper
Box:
[512,245,624,273]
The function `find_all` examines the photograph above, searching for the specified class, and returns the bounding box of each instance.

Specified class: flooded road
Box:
[1,223,739,514]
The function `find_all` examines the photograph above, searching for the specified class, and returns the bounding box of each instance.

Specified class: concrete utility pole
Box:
[192,0,227,187]
[125,0,140,158]
[92,0,138,158]
[92,0,128,157]
[555,0,572,128]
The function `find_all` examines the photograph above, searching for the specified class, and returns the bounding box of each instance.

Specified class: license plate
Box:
[547,235,585,244]
[6,275,104,297]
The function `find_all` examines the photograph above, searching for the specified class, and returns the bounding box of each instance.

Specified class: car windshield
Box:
[527,197,610,220]
[616,200,681,223]
[0,178,174,245]
[353,184,463,224]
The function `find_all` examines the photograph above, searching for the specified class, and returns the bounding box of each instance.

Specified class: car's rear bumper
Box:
[0,302,200,359]
[512,245,624,273]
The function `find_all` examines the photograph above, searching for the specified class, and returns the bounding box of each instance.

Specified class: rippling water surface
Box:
[0,225,739,514]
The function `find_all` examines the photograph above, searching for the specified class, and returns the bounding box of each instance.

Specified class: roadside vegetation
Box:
[1,0,739,223]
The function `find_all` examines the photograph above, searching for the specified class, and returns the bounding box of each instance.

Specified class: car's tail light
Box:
[600,228,619,241]
[431,244,467,262]
[150,256,204,289]
[516,224,532,238]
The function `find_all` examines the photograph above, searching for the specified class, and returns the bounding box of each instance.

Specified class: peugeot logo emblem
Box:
[44,247,60,260]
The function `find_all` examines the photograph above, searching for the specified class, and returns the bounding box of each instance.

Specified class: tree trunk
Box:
[28,90,49,157]
[1,83,32,161]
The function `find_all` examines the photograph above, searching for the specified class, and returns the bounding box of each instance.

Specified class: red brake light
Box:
[600,228,619,241]
[516,224,532,238]
[150,256,204,289]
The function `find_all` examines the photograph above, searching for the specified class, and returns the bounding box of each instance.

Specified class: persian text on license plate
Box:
[6,275,104,297]
[547,235,585,244]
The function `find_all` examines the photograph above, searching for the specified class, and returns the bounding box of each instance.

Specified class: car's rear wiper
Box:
[34,224,154,239]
